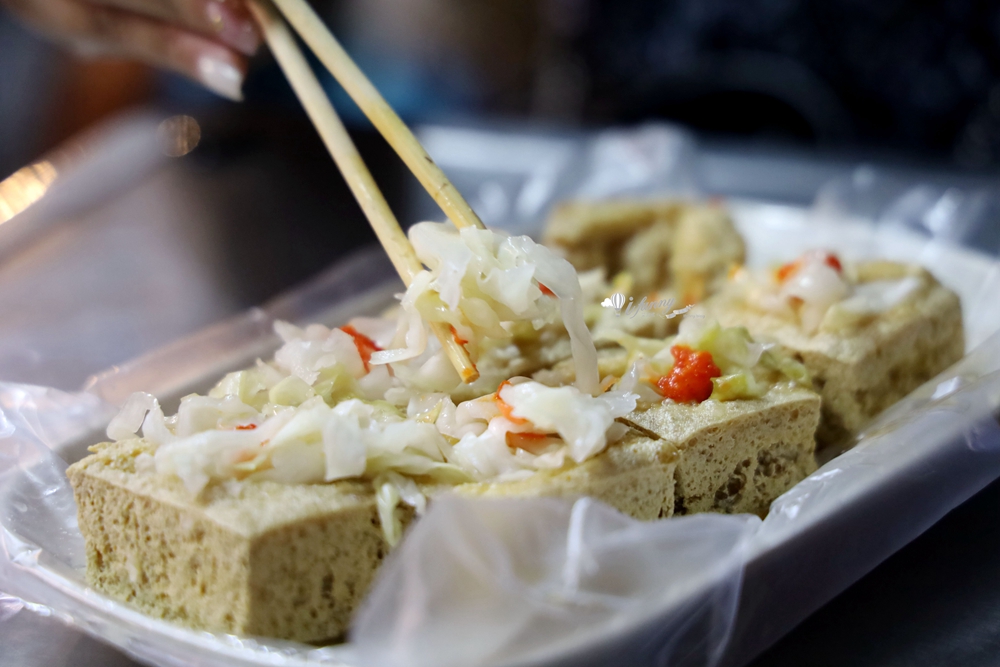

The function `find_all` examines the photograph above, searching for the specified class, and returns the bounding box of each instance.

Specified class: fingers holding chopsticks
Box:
[85,0,260,54]
[3,0,259,100]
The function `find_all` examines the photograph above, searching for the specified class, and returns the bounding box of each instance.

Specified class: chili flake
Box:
[340,324,381,372]
[495,380,528,425]
[777,251,843,283]
[449,324,469,347]
[505,431,556,453]
[656,345,721,403]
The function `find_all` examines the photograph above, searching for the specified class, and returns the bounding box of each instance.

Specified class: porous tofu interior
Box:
[626,386,820,517]
[543,199,744,299]
[69,439,397,643]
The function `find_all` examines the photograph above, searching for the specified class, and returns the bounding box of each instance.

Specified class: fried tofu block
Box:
[453,430,677,520]
[68,361,816,642]
[535,347,819,518]
[68,439,396,643]
[458,385,819,521]
[543,199,745,300]
[544,200,681,275]
[69,430,676,641]
[625,385,820,517]
[707,263,964,448]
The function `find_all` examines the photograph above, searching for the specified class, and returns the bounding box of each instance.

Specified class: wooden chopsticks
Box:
[266,0,487,232]
[247,0,479,382]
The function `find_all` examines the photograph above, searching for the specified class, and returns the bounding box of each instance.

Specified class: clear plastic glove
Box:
[2,0,260,100]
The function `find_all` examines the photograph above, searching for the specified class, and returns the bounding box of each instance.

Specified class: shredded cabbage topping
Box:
[725,251,925,334]
[607,315,810,403]
[105,224,645,544]
[107,309,793,544]
[111,344,635,544]
[105,225,823,545]
[378,222,599,395]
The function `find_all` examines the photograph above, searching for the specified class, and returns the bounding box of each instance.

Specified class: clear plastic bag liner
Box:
[721,347,1000,666]
[1,124,1000,667]
[412,124,697,233]
[351,497,758,667]
[813,166,1000,256]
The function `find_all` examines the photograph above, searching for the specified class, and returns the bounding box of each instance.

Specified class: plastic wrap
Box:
[2,124,1000,667]
[352,498,758,667]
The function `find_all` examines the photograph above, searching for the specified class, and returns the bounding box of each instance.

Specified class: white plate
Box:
[2,202,999,667]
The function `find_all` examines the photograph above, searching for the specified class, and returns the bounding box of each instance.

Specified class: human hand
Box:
[2,0,261,100]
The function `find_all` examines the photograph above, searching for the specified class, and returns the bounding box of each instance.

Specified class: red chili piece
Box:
[340,325,381,372]
[495,380,528,425]
[656,345,722,403]
[449,324,469,347]
[538,283,556,297]
[505,431,553,453]
[777,251,843,282]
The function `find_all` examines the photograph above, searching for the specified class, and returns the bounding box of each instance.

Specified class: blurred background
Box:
[6,0,1000,175]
